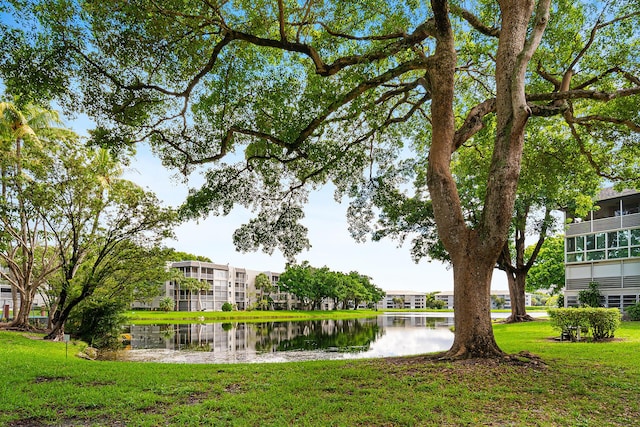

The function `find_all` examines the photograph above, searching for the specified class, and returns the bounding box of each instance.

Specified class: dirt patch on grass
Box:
[385,350,547,370]
[224,383,242,394]
[33,376,70,384]
[8,418,48,427]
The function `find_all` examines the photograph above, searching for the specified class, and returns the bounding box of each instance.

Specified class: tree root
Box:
[417,350,546,368]
[0,323,45,333]
[503,314,536,323]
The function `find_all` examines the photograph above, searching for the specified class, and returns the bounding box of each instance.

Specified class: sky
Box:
[117,142,509,293]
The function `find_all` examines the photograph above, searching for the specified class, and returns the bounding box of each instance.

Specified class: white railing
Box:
[567,212,640,236]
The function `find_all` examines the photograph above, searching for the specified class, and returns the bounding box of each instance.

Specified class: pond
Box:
[116,313,456,364]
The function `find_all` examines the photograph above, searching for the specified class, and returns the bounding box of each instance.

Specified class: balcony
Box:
[567,212,640,236]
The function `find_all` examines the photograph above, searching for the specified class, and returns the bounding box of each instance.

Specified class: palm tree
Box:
[182,278,210,311]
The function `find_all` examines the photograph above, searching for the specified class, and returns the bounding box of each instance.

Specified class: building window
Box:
[567,228,640,262]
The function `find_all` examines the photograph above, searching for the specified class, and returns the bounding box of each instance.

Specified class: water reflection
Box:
[119,314,455,364]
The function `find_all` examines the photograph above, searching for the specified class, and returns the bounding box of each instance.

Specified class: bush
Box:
[221,302,233,312]
[67,299,127,349]
[547,307,621,341]
[584,308,621,340]
[578,281,603,307]
[626,303,640,321]
[158,297,174,312]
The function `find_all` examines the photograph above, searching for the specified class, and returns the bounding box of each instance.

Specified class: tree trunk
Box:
[45,306,70,341]
[8,291,35,330]
[447,244,504,359]
[505,270,534,323]
[427,2,505,359]
[45,292,83,340]
[425,0,549,358]
[11,286,18,322]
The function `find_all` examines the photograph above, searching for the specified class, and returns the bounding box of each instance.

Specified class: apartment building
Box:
[564,188,640,309]
[433,290,532,309]
[378,291,427,309]
[135,261,292,311]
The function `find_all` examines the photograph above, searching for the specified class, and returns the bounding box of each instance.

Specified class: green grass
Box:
[2,321,640,426]
[125,309,380,324]
[126,307,550,324]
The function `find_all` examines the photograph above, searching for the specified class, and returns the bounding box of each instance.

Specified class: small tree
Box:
[392,297,405,309]
[181,278,210,312]
[578,282,603,308]
[425,292,445,309]
[158,297,174,312]
[254,273,274,311]
[491,295,507,309]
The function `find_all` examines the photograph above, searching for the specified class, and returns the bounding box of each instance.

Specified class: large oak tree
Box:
[3,0,639,358]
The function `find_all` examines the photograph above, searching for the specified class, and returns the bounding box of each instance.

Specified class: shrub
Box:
[67,298,127,349]
[547,307,621,341]
[221,302,233,312]
[583,308,621,340]
[547,308,589,341]
[626,303,640,321]
[578,281,603,307]
[158,297,174,312]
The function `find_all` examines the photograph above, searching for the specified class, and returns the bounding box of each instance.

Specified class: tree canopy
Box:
[525,235,565,294]
[2,0,639,358]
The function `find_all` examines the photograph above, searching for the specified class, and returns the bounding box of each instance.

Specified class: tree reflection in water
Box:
[252,319,381,353]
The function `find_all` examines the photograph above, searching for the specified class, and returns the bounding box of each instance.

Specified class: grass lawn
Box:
[124,307,549,324]
[1,320,639,426]
[125,309,380,324]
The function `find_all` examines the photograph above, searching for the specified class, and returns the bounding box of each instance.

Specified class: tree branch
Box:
[277,0,287,42]
[449,5,500,37]
[453,98,496,151]
[224,21,436,77]
[572,115,640,132]
[527,86,640,102]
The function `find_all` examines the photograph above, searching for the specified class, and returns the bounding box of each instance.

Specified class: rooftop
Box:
[597,187,639,202]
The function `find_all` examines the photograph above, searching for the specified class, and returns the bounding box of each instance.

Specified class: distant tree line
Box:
[278,262,385,310]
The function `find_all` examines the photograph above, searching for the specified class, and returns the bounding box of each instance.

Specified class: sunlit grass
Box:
[126,309,380,324]
[1,321,639,426]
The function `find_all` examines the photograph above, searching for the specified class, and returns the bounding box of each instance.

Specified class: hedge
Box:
[547,307,621,341]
